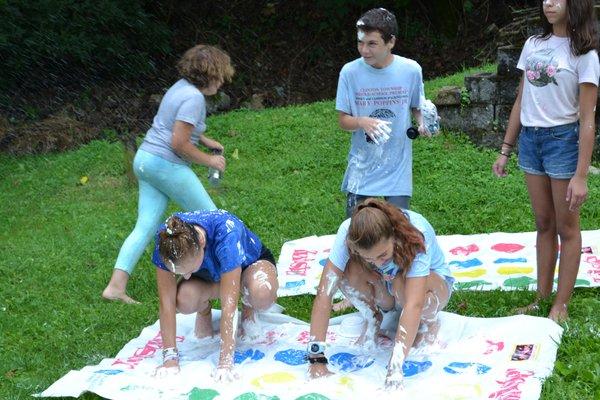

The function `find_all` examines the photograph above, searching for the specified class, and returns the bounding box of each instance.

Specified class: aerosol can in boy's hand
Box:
[208,148,223,186]
[421,97,440,134]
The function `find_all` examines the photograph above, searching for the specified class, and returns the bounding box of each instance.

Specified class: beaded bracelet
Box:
[162,347,180,362]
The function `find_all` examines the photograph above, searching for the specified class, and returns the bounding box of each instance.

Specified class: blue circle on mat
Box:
[274,349,308,365]
[285,280,306,289]
[449,258,483,268]
[234,349,265,364]
[403,361,432,377]
[329,353,375,372]
[443,362,491,375]
[95,369,124,375]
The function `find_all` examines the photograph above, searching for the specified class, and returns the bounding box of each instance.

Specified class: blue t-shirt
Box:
[335,55,424,196]
[328,210,451,280]
[139,79,207,165]
[152,210,263,282]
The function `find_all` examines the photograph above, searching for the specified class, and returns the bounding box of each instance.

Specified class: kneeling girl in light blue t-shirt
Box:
[307,198,454,390]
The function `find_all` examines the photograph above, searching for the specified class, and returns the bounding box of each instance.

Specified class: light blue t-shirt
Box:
[328,210,451,280]
[139,79,207,165]
[152,210,263,282]
[335,55,424,196]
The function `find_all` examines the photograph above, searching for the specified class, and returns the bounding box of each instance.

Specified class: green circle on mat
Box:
[188,388,219,400]
[295,394,330,400]
[234,393,280,400]
[503,276,536,288]
[455,280,492,289]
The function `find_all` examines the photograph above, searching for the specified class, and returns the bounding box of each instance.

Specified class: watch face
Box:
[310,344,319,353]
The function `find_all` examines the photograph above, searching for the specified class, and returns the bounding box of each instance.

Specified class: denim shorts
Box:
[517,122,579,179]
[346,193,411,218]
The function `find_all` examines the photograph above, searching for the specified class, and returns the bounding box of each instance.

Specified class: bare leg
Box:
[240,260,278,338]
[411,272,450,347]
[102,269,140,304]
[176,277,220,338]
[515,174,557,314]
[338,260,394,346]
[194,305,214,338]
[549,179,581,322]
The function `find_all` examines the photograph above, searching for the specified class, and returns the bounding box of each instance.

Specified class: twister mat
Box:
[38,310,562,400]
[276,230,600,297]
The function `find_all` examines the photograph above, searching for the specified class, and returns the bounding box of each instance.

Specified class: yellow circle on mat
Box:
[251,372,297,388]
[452,268,486,278]
[497,266,534,275]
[338,376,354,388]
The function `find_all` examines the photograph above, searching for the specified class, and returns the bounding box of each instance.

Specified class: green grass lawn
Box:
[1,66,599,399]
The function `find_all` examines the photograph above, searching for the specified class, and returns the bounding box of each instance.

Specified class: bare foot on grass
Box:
[102,269,139,304]
[102,286,140,304]
[548,303,568,323]
[514,301,540,315]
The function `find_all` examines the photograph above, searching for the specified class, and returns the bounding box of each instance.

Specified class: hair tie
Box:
[166,227,173,235]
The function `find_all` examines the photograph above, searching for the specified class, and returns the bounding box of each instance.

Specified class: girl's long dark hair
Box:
[539,0,599,55]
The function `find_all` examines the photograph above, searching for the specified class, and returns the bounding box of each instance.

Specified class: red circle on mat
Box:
[491,243,525,253]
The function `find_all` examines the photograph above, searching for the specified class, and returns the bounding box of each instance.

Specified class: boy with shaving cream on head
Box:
[307,199,454,391]
[152,209,278,381]
[336,8,429,218]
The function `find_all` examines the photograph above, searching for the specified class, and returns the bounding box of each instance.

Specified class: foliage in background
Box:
[1,67,599,398]
[0,0,528,114]
[0,0,170,98]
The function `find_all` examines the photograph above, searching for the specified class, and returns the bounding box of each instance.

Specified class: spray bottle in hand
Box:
[208,148,223,186]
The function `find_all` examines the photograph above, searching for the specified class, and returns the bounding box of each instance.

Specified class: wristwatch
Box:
[307,341,326,356]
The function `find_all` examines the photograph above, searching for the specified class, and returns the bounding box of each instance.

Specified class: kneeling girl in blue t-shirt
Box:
[307,198,454,390]
[152,210,278,381]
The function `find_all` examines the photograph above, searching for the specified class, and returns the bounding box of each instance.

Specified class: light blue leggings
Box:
[114,149,216,274]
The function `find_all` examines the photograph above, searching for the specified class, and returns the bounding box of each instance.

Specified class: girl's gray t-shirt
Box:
[139,79,206,164]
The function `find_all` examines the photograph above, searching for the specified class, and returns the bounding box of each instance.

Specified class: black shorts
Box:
[256,245,276,267]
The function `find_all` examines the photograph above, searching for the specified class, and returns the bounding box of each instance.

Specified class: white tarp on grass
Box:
[276,230,600,297]
[39,310,562,400]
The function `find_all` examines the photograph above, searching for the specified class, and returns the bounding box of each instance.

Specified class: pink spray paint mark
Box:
[583,255,600,283]
[449,244,480,256]
[112,331,184,369]
[488,368,534,399]
[256,330,285,346]
[484,340,505,355]
[491,243,525,253]
[286,249,318,276]
[296,330,337,344]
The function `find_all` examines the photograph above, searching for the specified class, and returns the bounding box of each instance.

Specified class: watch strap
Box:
[306,355,328,364]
